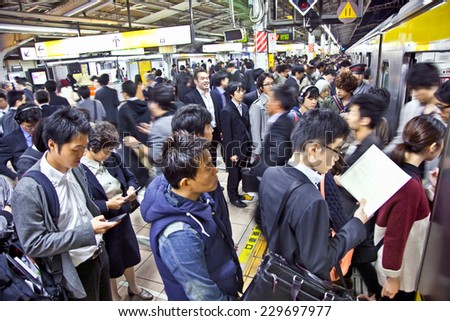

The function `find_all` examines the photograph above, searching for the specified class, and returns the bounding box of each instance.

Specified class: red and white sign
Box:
[308,43,315,52]
[268,32,277,53]
[255,31,267,53]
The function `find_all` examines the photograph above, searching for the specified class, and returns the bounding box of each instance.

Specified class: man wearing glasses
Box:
[260,108,368,281]
[249,73,275,162]
[0,102,42,185]
[435,81,450,124]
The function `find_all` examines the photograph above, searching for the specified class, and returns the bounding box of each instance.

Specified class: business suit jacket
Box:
[1,109,18,136]
[285,76,300,96]
[221,101,251,167]
[95,86,120,127]
[48,92,70,107]
[12,161,101,299]
[184,88,222,142]
[243,90,258,108]
[254,112,295,178]
[0,128,28,179]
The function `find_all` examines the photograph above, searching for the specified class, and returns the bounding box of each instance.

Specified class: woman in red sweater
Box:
[375,114,445,300]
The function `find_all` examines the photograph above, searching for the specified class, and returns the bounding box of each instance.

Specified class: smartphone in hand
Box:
[124,186,142,201]
[107,213,128,222]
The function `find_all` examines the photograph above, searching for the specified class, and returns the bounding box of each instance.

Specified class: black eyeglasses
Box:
[436,103,450,110]
[324,145,344,158]
[262,82,275,87]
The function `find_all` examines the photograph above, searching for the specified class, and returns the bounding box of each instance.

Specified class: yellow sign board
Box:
[35,25,191,58]
[337,1,359,24]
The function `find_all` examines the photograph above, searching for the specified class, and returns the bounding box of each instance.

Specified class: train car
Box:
[348,0,450,300]
[347,0,450,138]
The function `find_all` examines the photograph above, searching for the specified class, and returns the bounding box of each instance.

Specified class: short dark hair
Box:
[78,86,91,99]
[406,62,440,89]
[15,103,42,124]
[212,71,228,87]
[34,89,49,104]
[121,80,137,97]
[291,64,305,75]
[368,87,391,105]
[32,118,48,153]
[349,94,387,129]
[194,68,207,81]
[0,89,7,100]
[43,107,91,152]
[153,84,175,111]
[227,82,245,98]
[88,121,120,153]
[256,73,274,90]
[272,84,297,111]
[435,81,450,104]
[292,108,350,153]
[171,104,212,136]
[98,74,110,86]
[161,130,210,189]
[276,64,289,73]
[44,80,57,92]
[7,90,24,107]
[323,69,337,77]
[339,60,352,68]
[16,78,27,86]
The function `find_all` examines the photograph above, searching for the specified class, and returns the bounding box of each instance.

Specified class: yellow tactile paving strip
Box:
[240,226,267,292]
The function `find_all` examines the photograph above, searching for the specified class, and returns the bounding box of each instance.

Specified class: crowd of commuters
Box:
[0,53,449,302]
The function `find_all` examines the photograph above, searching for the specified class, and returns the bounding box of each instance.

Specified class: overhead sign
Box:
[159,46,176,54]
[202,43,243,53]
[20,47,38,60]
[268,33,277,54]
[35,25,192,58]
[275,28,293,41]
[337,1,359,24]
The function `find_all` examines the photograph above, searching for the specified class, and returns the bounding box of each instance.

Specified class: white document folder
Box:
[340,145,411,217]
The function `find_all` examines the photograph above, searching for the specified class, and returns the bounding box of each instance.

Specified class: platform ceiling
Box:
[0,0,407,55]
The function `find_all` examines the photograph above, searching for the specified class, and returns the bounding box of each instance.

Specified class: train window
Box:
[366,53,372,68]
[381,60,390,89]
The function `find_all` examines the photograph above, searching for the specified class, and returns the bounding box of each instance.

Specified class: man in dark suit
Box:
[183,69,222,166]
[2,90,25,136]
[285,64,305,97]
[211,71,230,110]
[44,80,70,107]
[254,84,296,178]
[243,68,264,108]
[95,74,120,128]
[221,82,252,208]
[34,89,60,118]
[0,103,42,182]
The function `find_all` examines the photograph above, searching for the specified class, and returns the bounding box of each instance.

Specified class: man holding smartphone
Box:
[12,108,118,300]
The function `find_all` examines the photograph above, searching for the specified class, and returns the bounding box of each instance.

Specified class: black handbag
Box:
[242,252,352,301]
[242,179,353,301]
[241,168,260,193]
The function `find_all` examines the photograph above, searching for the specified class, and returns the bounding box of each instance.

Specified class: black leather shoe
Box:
[230,199,247,208]
[128,287,154,300]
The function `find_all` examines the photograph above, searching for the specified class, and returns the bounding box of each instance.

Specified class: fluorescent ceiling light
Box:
[195,37,216,43]
[63,0,102,17]
[0,24,100,35]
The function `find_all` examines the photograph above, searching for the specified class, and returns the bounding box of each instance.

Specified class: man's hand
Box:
[91,215,119,234]
[354,199,368,224]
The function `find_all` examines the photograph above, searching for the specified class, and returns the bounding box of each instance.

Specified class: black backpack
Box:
[0,171,67,300]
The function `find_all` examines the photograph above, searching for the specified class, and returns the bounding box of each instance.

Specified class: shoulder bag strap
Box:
[332,95,345,112]
[93,100,98,121]
[268,178,306,244]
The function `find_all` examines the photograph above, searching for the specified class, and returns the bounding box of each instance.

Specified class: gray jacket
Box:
[11,160,101,299]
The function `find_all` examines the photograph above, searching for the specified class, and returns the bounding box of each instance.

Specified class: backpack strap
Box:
[24,170,60,226]
[332,95,345,113]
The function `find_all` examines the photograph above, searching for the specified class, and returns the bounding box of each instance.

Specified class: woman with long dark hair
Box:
[375,114,446,300]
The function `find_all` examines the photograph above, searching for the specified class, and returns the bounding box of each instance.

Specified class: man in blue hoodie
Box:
[140,131,242,300]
